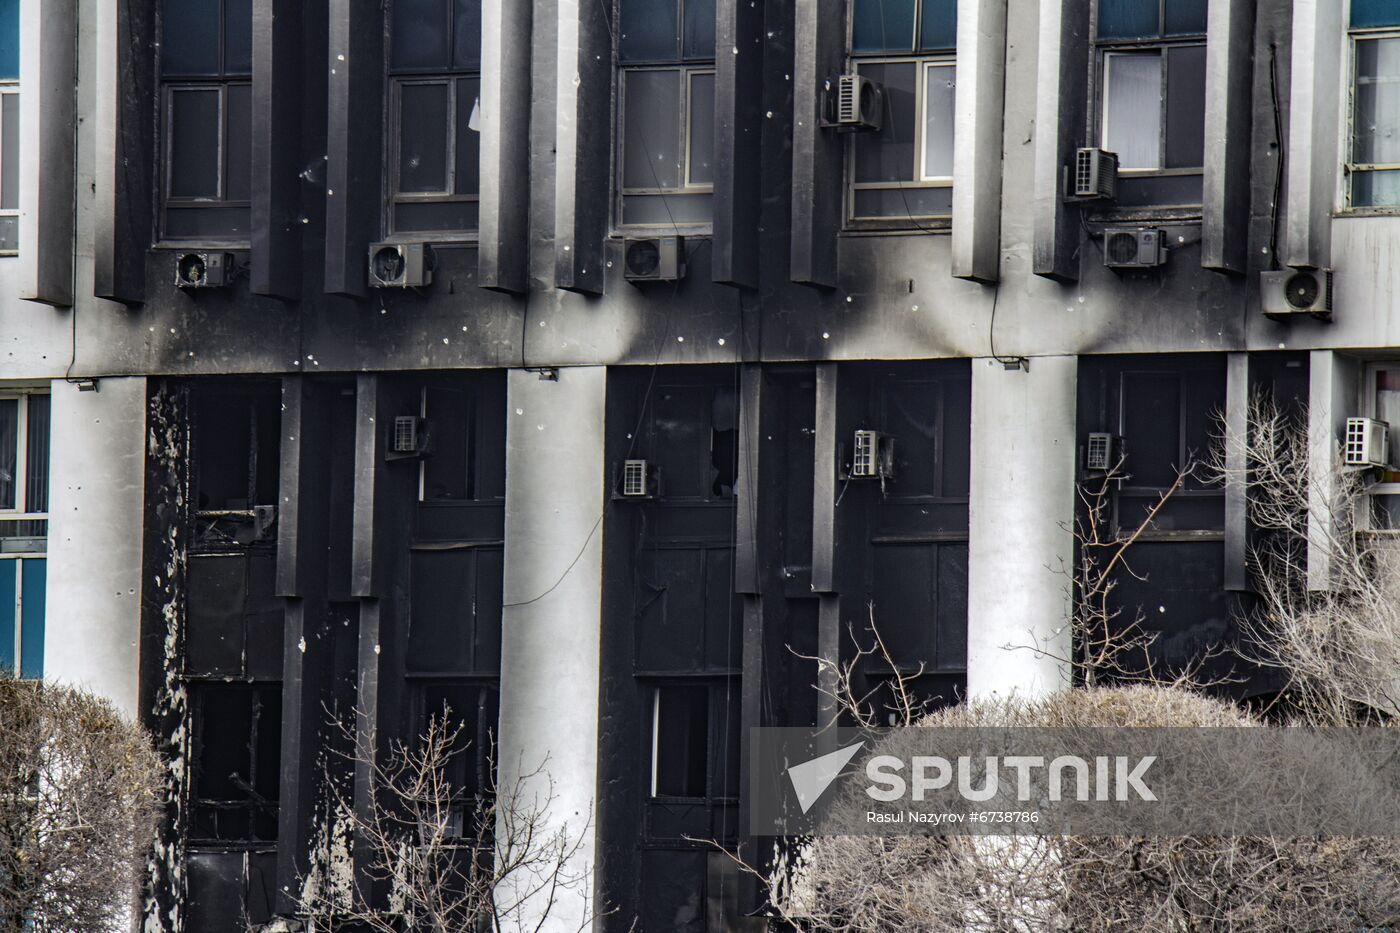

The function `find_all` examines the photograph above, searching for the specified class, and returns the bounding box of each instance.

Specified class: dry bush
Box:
[763,687,1400,933]
[0,676,162,932]
[292,711,594,933]
[1208,393,1400,723]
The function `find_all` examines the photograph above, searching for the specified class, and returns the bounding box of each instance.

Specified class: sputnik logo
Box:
[786,741,865,814]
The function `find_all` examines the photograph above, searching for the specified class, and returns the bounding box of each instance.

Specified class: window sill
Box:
[610,228,713,239]
[840,222,952,237]
[1085,207,1203,225]
[153,241,251,251]
[384,234,480,246]
[1335,208,1400,219]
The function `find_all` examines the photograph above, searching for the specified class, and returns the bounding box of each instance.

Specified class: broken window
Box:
[192,383,280,546]
[387,0,481,236]
[1348,4,1400,208]
[617,0,715,228]
[416,378,506,503]
[0,0,15,254]
[1094,0,1206,207]
[641,384,739,501]
[847,0,957,223]
[648,681,738,801]
[189,683,281,843]
[159,0,252,240]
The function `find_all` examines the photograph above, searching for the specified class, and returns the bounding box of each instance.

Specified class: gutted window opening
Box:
[386,0,482,238]
[616,0,716,230]
[189,682,282,844]
[192,382,281,547]
[158,0,253,242]
[846,0,958,225]
[414,681,499,838]
[1092,0,1207,209]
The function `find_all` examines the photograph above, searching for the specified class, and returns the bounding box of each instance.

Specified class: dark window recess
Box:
[1095,0,1206,207]
[186,552,284,679]
[419,381,506,502]
[651,684,710,798]
[848,1,957,223]
[407,547,503,674]
[868,542,968,672]
[190,683,282,843]
[418,682,498,836]
[193,384,280,511]
[635,546,740,672]
[159,0,252,241]
[187,851,276,933]
[617,0,715,228]
[388,0,481,236]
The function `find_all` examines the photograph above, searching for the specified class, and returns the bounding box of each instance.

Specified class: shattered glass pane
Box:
[1355,37,1400,167]
[682,0,714,59]
[852,0,916,53]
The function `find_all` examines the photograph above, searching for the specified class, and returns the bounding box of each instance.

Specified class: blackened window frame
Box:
[844,0,958,230]
[186,681,283,846]
[1091,0,1208,214]
[157,0,253,246]
[614,0,717,233]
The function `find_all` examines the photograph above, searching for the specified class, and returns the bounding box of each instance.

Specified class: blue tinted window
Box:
[0,561,13,674]
[1353,0,1400,28]
[1164,0,1208,35]
[0,0,17,81]
[1097,0,1157,39]
[161,0,221,76]
[19,558,42,679]
[853,0,917,53]
[620,0,680,62]
[918,0,957,50]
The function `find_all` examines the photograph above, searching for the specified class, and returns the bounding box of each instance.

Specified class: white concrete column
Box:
[1307,349,1359,591]
[497,366,606,931]
[966,356,1076,699]
[44,376,147,717]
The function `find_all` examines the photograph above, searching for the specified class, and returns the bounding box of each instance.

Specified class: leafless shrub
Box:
[759,687,1400,932]
[1207,393,1400,723]
[0,676,162,933]
[291,710,596,933]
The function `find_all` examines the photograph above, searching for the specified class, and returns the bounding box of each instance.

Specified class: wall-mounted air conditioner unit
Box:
[1103,228,1166,269]
[1345,417,1390,469]
[175,251,235,288]
[387,415,431,460]
[369,242,433,288]
[1071,148,1118,200]
[849,430,894,480]
[1084,432,1117,472]
[624,237,685,282]
[1261,269,1333,321]
[821,74,883,132]
[618,459,659,499]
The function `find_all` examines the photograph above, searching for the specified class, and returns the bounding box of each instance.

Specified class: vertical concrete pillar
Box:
[1307,350,1359,591]
[44,377,148,717]
[498,366,606,931]
[966,357,1076,699]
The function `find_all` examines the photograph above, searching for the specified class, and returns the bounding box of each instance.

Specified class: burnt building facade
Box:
[3,0,1399,928]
